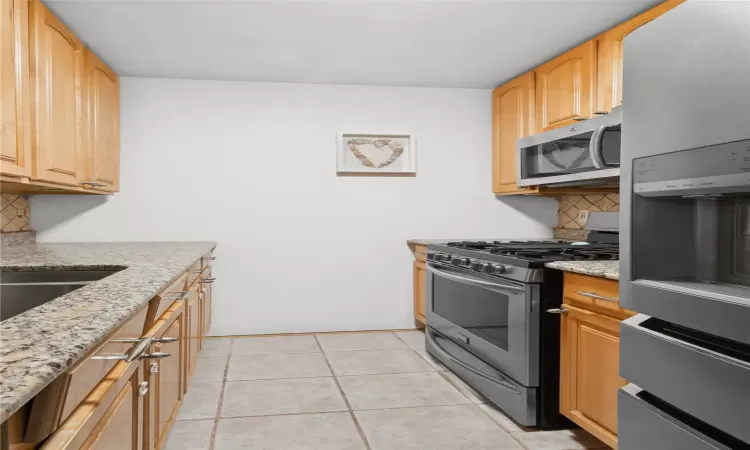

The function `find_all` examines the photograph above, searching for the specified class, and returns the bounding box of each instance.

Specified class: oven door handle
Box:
[427,264,525,293]
[426,329,521,395]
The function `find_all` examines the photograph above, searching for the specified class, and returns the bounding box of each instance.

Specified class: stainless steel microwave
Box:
[516,106,621,187]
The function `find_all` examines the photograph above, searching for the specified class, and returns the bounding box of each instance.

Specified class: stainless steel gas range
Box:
[424,240,618,428]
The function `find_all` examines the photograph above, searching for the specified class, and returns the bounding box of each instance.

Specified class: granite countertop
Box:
[545,261,619,280]
[0,241,215,422]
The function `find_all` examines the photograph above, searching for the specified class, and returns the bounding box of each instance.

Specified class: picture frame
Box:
[336,133,416,175]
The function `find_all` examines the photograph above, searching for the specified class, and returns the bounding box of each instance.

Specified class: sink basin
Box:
[0,270,122,322]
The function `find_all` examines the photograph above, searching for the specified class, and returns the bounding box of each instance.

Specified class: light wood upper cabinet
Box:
[84,48,120,192]
[596,0,685,113]
[492,73,538,195]
[534,40,596,133]
[1,0,32,177]
[30,0,85,186]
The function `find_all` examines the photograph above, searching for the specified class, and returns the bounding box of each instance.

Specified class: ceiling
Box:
[45,0,662,89]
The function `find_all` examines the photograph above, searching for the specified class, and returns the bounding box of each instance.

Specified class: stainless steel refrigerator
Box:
[619,1,750,449]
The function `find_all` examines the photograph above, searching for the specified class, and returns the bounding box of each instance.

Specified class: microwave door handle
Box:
[427,265,525,293]
[589,125,606,169]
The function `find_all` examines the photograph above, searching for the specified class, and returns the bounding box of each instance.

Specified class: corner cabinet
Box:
[1,0,32,178]
[492,73,538,195]
[535,40,596,133]
[596,0,685,113]
[557,273,635,449]
[0,0,120,194]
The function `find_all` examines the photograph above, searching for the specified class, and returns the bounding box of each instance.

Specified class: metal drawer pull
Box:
[150,362,159,374]
[92,337,152,362]
[80,181,107,187]
[202,277,216,283]
[152,337,178,344]
[204,256,217,260]
[576,291,619,302]
[138,381,149,396]
[546,308,569,315]
[141,352,171,359]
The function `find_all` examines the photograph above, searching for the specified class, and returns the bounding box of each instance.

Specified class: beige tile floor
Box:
[166,330,608,450]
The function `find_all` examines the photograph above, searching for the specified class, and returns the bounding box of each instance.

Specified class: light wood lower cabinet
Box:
[409,244,427,327]
[558,273,635,449]
[15,256,216,450]
[40,359,145,450]
[146,301,186,450]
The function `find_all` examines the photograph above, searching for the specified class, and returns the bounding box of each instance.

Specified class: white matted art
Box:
[336,133,416,175]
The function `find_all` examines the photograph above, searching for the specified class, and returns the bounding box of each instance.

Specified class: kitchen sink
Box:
[0,270,123,322]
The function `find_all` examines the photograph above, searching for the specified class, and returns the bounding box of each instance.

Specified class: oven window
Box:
[432,273,510,351]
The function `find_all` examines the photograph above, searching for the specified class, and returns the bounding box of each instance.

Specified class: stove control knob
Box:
[461,258,471,266]
[491,264,507,274]
[470,261,483,271]
[450,257,462,265]
[434,254,446,261]
[481,263,494,274]
[427,252,435,260]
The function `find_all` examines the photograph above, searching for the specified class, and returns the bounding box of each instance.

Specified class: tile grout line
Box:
[473,403,530,450]
[314,334,372,450]
[208,338,234,450]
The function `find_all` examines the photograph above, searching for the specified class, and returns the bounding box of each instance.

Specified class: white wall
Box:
[31,78,556,336]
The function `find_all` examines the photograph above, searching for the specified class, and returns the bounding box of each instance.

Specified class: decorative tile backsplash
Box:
[1,194,32,233]
[557,193,619,229]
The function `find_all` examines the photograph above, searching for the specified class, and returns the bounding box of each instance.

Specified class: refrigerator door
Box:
[620,0,750,309]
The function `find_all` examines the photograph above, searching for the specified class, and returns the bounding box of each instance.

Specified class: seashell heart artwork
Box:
[347,138,404,169]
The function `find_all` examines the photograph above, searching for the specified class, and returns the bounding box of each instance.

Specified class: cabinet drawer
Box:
[563,273,631,319]
[27,306,148,442]
[618,384,742,450]
[620,314,750,443]
[151,273,188,323]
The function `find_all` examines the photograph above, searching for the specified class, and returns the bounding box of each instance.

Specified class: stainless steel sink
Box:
[0,270,122,322]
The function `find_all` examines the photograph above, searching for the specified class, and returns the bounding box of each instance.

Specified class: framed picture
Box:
[336,133,416,175]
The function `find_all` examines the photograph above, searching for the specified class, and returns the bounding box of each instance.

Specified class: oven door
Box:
[426,262,539,386]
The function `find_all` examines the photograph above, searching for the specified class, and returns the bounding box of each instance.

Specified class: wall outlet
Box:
[17,209,26,217]
[578,210,589,224]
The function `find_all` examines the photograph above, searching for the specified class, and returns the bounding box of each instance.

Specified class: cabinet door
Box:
[1,0,31,177]
[186,286,201,378]
[84,49,119,192]
[85,365,143,450]
[40,360,145,450]
[492,73,538,195]
[535,40,595,132]
[559,304,625,449]
[596,0,684,112]
[30,0,85,186]
[201,269,212,336]
[153,304,186,450]
[413,261,426,324]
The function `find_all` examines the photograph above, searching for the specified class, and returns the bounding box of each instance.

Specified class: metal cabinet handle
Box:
[576,291,618,302]
[546,308,569,315]
[153,337,178,344]
[92,337,152,362]
[150,362,159,374]
[138,381,149,396]
[573,116,588,121]
[141,352,171,359]
[80,181,107,187]
[204,256,217,260]
[593,111,609,115]
[202,277,216,283]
